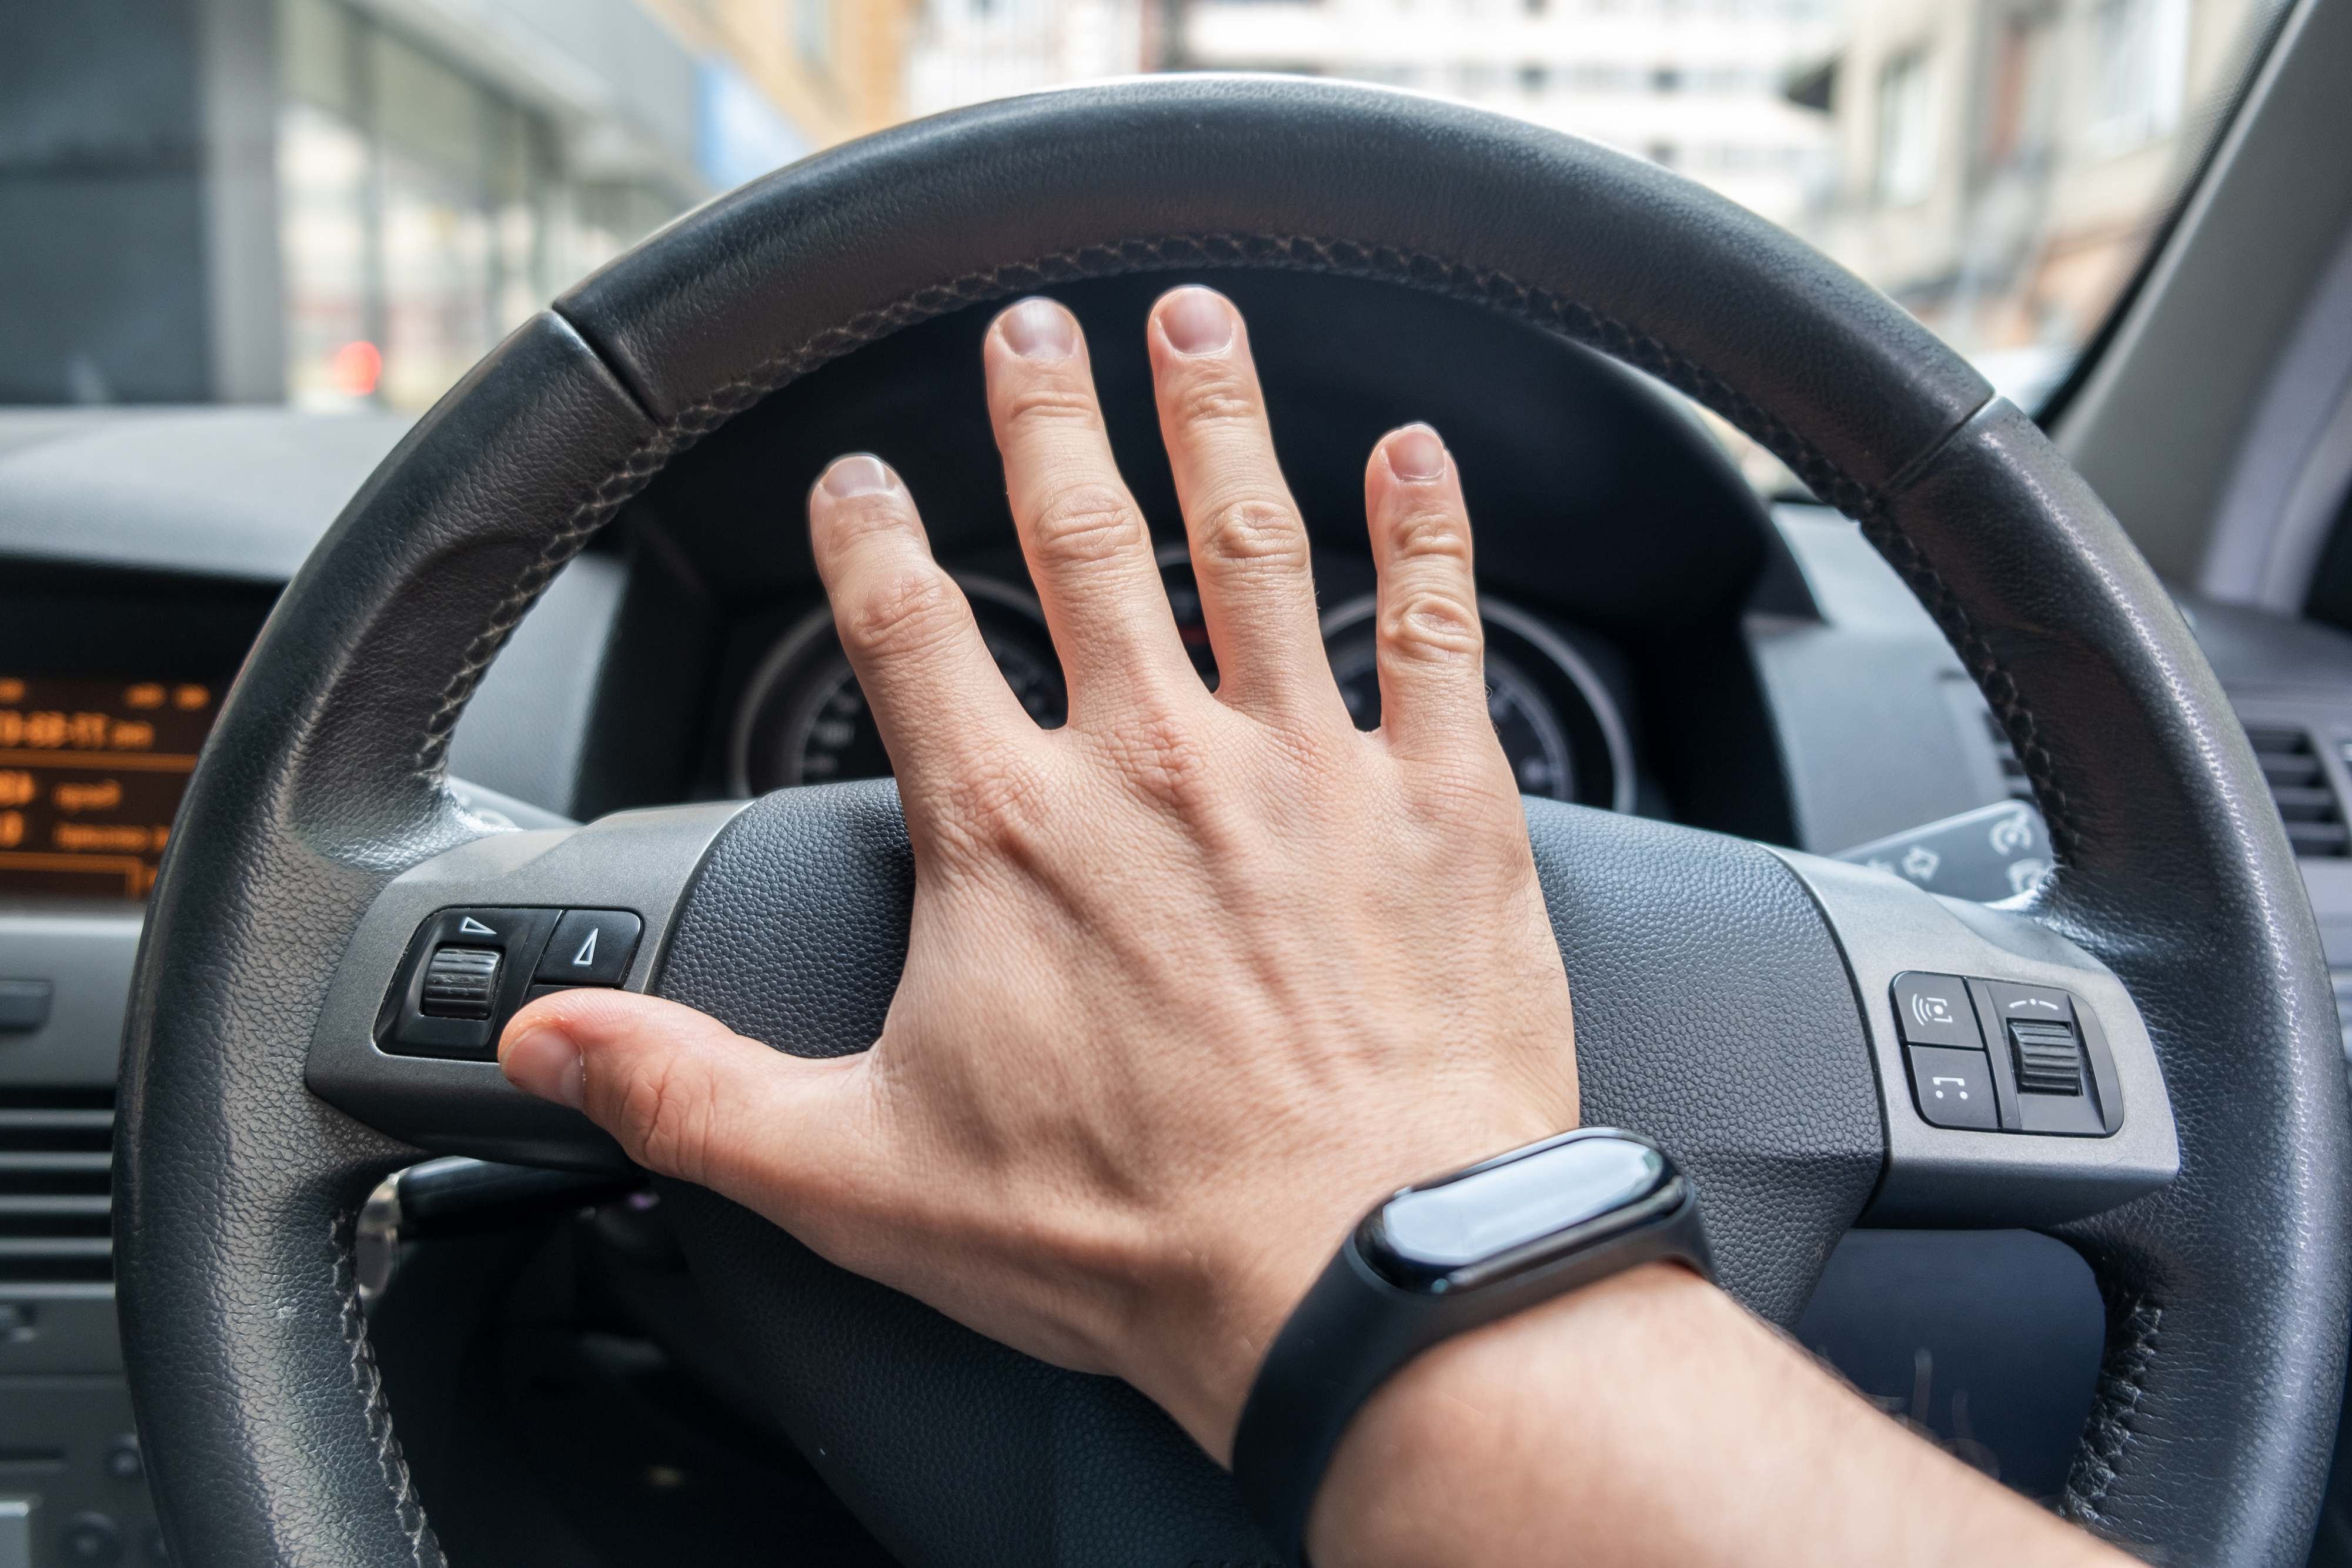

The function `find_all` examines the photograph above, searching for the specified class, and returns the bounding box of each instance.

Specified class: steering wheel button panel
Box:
[312,804,746,1170]
[1885,970,2122,1138]
[534,910,642,987]
[1770,849,2175,1226]
[1904,1045,2000,1131]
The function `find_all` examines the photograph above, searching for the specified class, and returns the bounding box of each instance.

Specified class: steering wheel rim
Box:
[116,75,2350,1567]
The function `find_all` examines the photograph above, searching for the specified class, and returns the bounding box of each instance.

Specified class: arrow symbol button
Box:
[534,909,642,988]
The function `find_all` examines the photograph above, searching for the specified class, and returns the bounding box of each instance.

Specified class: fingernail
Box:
[1387,425,1446,481]
[819,453,895,499]
[1159,287,1235,355]
[999,297,1077,360]
[502,1024,585,1110]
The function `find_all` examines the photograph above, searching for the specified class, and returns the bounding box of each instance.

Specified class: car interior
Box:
[5,2,2352,1563]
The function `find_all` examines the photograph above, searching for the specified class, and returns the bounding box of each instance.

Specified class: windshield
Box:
[1174,0,2277,421]
[17,0,2286,434]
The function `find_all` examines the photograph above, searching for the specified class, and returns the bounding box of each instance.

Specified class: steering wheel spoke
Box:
[1770,849,2177,1229]
[305,801,746,1174]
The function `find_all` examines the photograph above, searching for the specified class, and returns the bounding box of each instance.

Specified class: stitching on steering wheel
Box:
[1857,519,2078,857]
[410,229,2072,860]
[2064,1292,2162,1533]
[333,1209,449,1568]
[413,460,664,779]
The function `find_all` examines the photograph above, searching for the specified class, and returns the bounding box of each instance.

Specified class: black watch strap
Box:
[1230,1128,1713,1567]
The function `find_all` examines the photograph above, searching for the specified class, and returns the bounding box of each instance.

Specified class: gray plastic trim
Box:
[0,904,144,1086]
[305,800,747,1173]
[1769,847,2180,1227]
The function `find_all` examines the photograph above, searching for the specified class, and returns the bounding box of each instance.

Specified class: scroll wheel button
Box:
[2008,1019,2084,1095]
[420,946,501,1018]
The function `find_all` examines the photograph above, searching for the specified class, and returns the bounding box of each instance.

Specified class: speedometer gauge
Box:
[731,577,1064,795]
[1326,638,1575,797]
[1318,594,1636,813]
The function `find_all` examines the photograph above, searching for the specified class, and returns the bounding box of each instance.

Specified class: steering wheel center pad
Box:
[652,781,1884,1565]
[116,76,2349,1567]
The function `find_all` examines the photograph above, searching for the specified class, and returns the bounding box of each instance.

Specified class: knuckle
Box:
[1386,499,1473,566]
[1381,587,1484,662]
[1195,494,1308,570]
[839,569,963,661]
[1173,373,1262,429]
[1098,710,1216,815]
[937,750,1053,860]
[1030,485,1147,568]
[812,490,914,550]
[999,380,1105,434]
[610,1055,717,1182]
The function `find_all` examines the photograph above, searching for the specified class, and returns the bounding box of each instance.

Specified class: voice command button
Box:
[1891,972,1983,1049]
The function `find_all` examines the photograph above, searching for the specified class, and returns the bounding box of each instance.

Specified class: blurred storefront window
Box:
[1877,47,1938,204]
[276,0,701,413]
[1771,0,2274,413]
[1171,0,2280,446]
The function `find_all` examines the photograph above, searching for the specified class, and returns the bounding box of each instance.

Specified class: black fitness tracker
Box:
[1230,1126,1713,1567]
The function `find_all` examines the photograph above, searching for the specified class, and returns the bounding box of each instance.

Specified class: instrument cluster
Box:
[730,559,1634,813]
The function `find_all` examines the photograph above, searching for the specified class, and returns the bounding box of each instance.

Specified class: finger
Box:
[807,453,1042,808]
[1147,287,1335,725]
[1363,425,1494,762]
[499,987,861,1202]
[984,297,1195,713]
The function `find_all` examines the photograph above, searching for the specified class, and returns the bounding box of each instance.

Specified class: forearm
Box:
[1307,1262,2124,1568]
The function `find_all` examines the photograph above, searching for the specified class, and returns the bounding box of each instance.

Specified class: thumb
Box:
[498,988,854,1195]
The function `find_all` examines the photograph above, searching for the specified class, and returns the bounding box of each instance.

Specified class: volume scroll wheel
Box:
[420,946,501,1019]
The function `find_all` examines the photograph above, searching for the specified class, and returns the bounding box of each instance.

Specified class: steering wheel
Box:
[115,78,2350,1567]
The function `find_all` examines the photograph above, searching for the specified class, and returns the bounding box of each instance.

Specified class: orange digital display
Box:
[0,674,217,898]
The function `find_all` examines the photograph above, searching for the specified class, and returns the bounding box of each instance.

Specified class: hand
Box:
[498,285,1581,1460]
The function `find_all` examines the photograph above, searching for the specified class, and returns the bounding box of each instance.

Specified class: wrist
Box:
[1305,1261,1718,1567]
[1109,1111,1602,1465]
[1111,1227,1342,1465]
[1305,1261,2124,1568]
[1223,1128,1708,1563]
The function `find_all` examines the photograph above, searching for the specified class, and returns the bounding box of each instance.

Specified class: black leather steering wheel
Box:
[116,77,2351,1567]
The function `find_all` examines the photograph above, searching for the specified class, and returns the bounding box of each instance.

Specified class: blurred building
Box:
[641,0,923,150]
[0,0,1169,413]
[1173,0,1844,228]
[0,0,920,413]
[906,0,1154,118]
[1796,0,2276,402]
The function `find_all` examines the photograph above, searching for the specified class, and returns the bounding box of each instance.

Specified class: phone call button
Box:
[1906,1045,2000,1131]
[1891,972,1982,1050]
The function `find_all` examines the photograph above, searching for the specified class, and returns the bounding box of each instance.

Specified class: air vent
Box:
[0,1086,113,1284]
[1981,713,2035,803]
[2246,727,2348,858]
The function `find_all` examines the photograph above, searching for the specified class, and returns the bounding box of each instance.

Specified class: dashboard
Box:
[435,270,1793,842]
[8,270,2352,1562]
